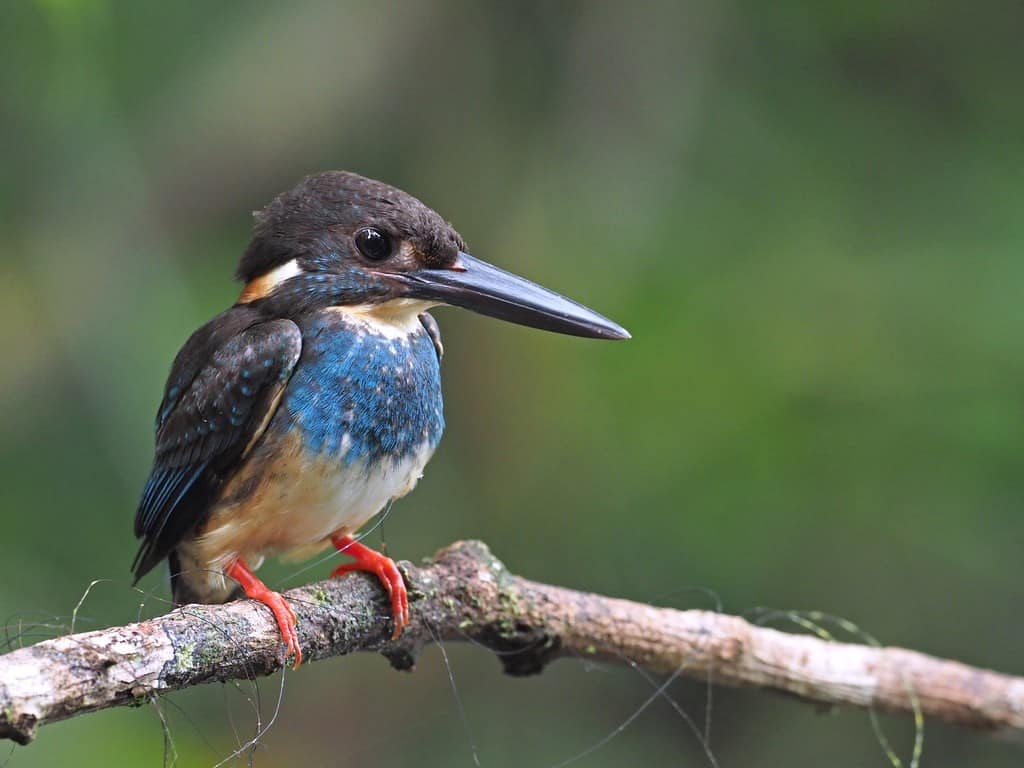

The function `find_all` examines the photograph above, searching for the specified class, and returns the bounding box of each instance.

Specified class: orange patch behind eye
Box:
[238,275,276,303]
[237,259,303,303]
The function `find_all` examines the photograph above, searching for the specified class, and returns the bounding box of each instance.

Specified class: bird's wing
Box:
[418,312,443,362]
[132,317,302,580]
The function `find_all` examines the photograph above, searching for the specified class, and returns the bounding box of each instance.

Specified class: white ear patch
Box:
[238,259,304,303]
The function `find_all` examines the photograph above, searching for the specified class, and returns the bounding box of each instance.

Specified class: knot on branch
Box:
[0,696,36,746]
[384,540,561,675]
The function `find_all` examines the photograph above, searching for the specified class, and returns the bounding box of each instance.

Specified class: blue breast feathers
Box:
[280,312,444,464]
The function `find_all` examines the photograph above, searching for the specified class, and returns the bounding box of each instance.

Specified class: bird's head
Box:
[237,171,629,340]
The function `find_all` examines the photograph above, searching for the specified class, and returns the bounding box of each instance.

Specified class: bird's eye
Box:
[354,228,393,261]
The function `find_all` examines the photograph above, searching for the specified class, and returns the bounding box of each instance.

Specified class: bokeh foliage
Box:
[1,1,1022,765]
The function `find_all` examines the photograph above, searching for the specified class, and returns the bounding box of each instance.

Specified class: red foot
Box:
[226,559,302,668]
[330,535,409,639]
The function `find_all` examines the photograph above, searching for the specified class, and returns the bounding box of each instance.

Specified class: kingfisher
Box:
[132,171,629,667]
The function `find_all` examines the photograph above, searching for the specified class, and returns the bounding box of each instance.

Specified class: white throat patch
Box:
[330,299,438,339]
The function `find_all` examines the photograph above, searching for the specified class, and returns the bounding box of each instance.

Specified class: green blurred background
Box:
[1,1,1022,765]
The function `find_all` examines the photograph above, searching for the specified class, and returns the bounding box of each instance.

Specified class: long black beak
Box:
[386,252,630,340]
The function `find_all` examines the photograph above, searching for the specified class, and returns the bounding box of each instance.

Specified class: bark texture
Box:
[1,540,1022,745]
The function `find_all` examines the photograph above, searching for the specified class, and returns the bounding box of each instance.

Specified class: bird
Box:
[132,171,629,667]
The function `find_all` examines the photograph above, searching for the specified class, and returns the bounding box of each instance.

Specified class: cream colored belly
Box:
[197,437,436,570]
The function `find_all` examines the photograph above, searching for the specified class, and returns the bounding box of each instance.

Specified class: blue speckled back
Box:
[280,311,444,464]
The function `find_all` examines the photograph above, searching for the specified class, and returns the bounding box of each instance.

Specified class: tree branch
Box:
[1,540,1022,745]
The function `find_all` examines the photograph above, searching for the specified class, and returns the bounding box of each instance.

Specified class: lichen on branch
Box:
[1,540,1022,746]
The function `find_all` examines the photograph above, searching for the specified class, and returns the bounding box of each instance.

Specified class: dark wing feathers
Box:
[418,312,443,362]
[154,305,265,430]
[132,317,302,580]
